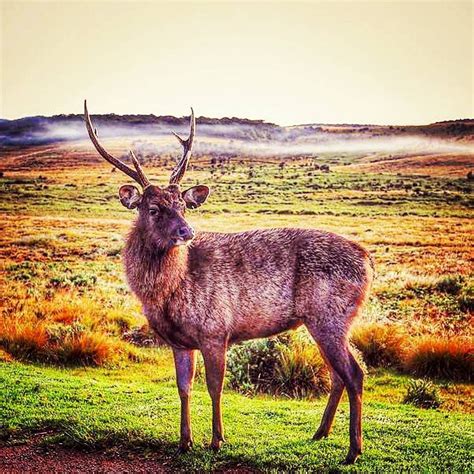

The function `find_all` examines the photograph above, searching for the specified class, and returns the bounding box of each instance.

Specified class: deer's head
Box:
[84,101,209,250]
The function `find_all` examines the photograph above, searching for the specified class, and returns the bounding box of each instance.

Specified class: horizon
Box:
[2,109,473,129]
[2,1,472,125]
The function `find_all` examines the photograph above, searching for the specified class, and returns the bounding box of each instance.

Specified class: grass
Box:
[227,333,331,398]
[1,360,473,472]
[403,379,442,409]
[350,322,407,368]
[404,337,473,382]
[0,149,473,469]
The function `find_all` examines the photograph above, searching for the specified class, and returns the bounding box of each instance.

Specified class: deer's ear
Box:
[182,185,210,209]
[119,185,142,209]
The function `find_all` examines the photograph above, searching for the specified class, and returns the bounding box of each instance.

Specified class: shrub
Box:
[403,379,441,409]
[458,293,474,313]
[58,332,118,366]
[403,337,473,382]
[227,333,330,399]
[0,317,121,366]
[227,337,281,394]
[0,320,50,362]
[275,339,330,398]
[435,275,464,295]
[350,323,407,368]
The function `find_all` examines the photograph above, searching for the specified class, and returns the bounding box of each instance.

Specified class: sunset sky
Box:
[1,1,472,125]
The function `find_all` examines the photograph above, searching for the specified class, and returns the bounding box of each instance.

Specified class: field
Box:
[1,139,473,471]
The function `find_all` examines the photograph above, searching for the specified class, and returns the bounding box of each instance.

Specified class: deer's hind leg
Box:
[305,318,364,465]
[313,368,344,440]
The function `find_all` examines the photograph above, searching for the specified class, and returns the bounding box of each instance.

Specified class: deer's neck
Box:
[124,227,188,307]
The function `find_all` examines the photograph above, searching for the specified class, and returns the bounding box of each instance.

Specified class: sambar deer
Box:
[84,101,374,464]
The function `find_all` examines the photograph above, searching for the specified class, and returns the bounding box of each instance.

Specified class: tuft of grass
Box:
[58,332,118,366]
[227,333,330,399]
[275,337,330,398]
[403,379,442,409]
[0,317,139,367]
[0,320,49,362]
[350,322,407,368]
[404,337,473,382]
[458,293,474,312]
[49,272,98,289]
[0,348,13,362]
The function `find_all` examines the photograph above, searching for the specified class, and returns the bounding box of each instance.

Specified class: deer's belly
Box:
[229,314,302,344]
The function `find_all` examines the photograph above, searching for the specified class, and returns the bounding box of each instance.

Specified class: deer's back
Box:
[190,227,371,284]
[176,228,373,345]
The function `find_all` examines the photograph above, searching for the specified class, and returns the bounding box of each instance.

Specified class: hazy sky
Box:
[1,1,472,125]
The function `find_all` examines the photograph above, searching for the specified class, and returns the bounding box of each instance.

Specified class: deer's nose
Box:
[176,226,195,241]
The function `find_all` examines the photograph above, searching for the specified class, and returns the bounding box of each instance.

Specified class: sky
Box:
[1,1,472,125]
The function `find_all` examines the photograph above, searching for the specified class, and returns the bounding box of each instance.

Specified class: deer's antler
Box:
[84,100,151,189]
[169,108,195,185]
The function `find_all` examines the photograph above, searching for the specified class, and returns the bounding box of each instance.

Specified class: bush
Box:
[403,337,473,382]
[0,320,49,362]
[0,317,122,366]
[350,323,407,368]
[275,338,330,398]
[227,333,330,399]
[227,337,281,394]
[435,275,464,295]
[458,293,474,312]
[58,332,118,366]
[403,379,441,409]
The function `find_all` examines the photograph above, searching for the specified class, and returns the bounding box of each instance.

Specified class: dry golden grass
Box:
[0,153,472,367]
[350,322,407,368]
[404,336,474,382]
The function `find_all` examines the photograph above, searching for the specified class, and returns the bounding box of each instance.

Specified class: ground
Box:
[0,143,473,471]
[1,361,473,472]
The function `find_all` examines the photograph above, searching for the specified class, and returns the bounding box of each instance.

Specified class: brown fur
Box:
[121,184,374,464]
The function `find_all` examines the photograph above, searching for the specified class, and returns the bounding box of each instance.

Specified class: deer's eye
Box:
[149,207,159,216]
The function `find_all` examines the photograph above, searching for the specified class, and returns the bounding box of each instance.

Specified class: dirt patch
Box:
[0,441,170,474]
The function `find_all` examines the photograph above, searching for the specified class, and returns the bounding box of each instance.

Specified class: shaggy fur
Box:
[121,184,374,464]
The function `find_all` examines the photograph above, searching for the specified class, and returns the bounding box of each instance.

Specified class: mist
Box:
[1,117,472,159]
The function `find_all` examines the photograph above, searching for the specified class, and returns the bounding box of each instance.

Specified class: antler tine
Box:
[169,108,195,185]
[129,150,151,189]
[84,100,150,188]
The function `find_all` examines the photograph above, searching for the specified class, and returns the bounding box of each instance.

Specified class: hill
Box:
[1,114,473,149]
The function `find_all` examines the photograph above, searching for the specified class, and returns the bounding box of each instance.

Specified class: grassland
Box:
[1,359,473,472]
[0,146,473,470]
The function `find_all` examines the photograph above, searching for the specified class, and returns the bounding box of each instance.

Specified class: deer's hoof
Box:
[312,429,329,441]
[176,439,193,454]
[210,438,225,451]
[341,449,361,465]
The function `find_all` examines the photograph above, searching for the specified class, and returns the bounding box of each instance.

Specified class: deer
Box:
[84,100,374,465]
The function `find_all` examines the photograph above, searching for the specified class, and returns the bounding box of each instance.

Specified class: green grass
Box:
[0,163,472,219]
[1,360,473,472]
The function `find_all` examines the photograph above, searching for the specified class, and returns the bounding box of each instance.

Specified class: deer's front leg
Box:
[201,342,227,451]
[173,348,197,452]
